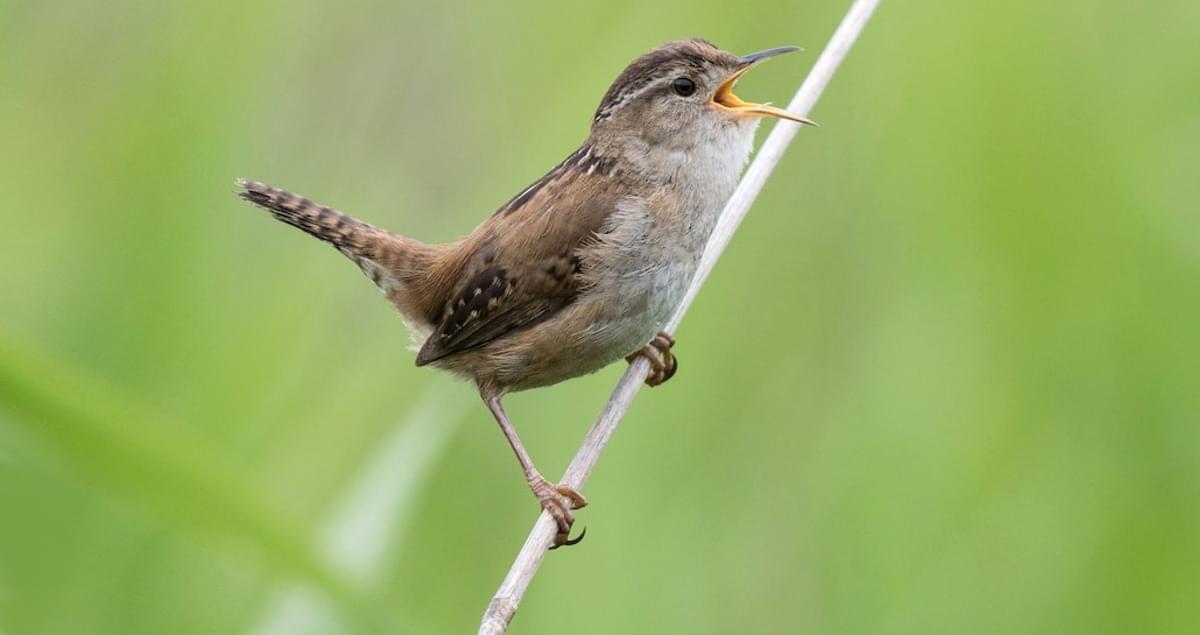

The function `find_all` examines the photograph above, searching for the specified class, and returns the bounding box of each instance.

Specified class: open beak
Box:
[712,46,816,126]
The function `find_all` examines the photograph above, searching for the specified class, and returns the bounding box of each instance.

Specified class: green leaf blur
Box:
[1,1,1196,633]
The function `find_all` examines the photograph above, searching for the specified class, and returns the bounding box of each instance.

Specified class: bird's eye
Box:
[672,77,696,97]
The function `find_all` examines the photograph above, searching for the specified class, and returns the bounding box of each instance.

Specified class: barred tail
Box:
[234,178,440,306]
[236,178,389,257]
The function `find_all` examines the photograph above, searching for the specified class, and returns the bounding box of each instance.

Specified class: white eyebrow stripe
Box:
[595,77,665,120]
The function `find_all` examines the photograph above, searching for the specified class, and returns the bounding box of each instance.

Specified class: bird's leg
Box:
[484,394,588,548]
[626,331,678,387]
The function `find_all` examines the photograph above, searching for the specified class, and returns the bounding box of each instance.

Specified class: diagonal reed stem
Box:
[479,1,880,632]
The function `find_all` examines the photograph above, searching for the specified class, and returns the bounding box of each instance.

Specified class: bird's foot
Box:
[626,331,677,387]
[529,473,588,549]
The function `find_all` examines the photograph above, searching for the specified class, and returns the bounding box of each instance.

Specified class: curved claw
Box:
[550,526,587,550]
[629,331,679,387]
[661,352,677,383]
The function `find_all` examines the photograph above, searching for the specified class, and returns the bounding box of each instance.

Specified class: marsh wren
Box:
[237,39,813,548]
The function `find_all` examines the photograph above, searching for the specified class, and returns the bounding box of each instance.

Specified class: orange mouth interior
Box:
[711,68,816,125]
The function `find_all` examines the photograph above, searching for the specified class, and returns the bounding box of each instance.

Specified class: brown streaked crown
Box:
[592,38,740,123]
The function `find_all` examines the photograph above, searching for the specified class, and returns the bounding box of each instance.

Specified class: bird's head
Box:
[590,39,813,154]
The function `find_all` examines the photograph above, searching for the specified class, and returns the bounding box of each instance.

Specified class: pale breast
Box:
[451,120,759,392]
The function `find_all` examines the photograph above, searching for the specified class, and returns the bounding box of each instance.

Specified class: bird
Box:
[236,38,813,548]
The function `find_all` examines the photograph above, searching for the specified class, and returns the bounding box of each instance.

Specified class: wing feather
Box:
[415,145,619,365]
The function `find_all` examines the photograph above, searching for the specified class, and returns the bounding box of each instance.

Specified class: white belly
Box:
[570,192,716,369]
[583,256,695,359]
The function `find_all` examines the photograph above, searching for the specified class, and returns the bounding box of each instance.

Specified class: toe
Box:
[662,352,677,382]
[548,497,574,530]
[556,484,588,509]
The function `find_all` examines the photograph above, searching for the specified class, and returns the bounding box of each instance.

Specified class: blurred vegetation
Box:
[1,0,1198,633]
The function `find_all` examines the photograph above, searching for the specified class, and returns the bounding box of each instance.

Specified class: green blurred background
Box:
[2,0,1197,633]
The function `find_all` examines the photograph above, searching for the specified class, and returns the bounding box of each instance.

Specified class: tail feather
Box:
[235,178,462,342]
[236,178,384,256]
[235,178,435,297]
